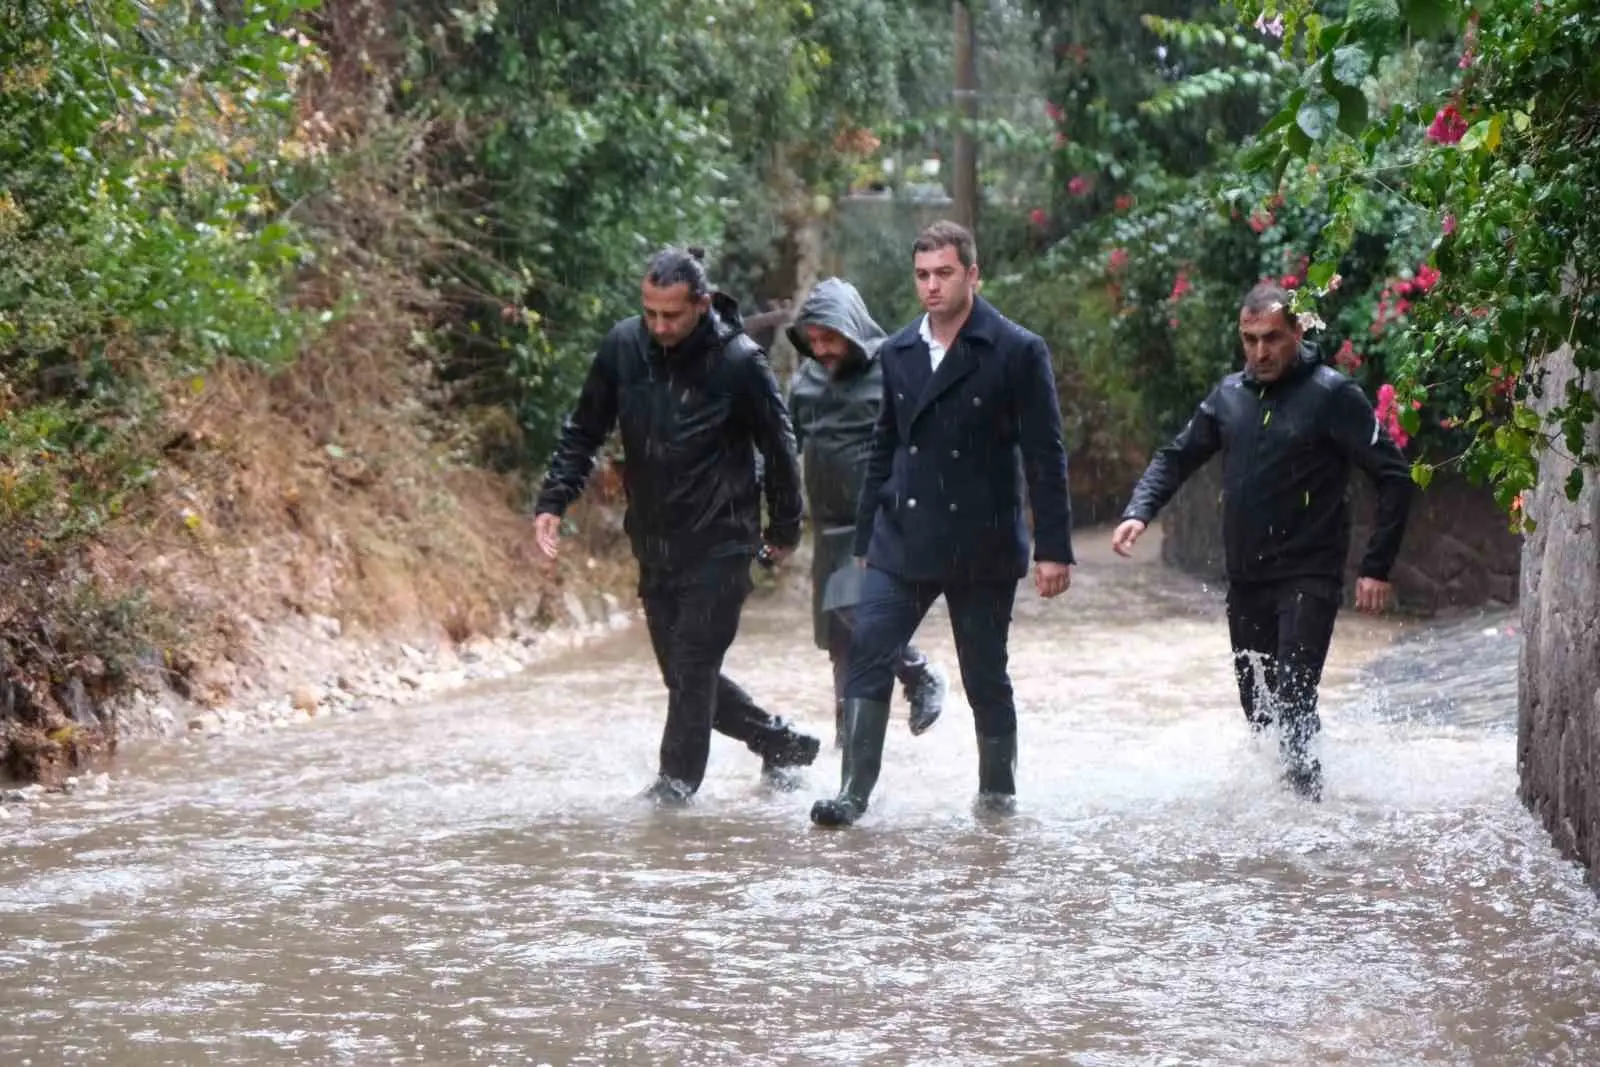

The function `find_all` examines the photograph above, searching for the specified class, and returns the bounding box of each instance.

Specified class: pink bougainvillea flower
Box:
[1375,383,1410,448]
[1108,247,1129,272]
[1280,274,1300,288]
[1067,174,1093,197]
[1114,194,1135,212]
[1334,339,1363,373]
[1460,12,1479,69]
[1045,101,1064,122]
[1253,13,1285,38]
[1442,214,1457,235]
[1427,105,1468,145]
[1169,269,1192,302]
[1247,210,1274,234]
[1415,264,1441,290]
[1029,207,1048,228]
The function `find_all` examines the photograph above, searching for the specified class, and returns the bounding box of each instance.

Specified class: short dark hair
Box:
[912,220,977,269]
[1241,281,1294,325]
[645,245,710,299]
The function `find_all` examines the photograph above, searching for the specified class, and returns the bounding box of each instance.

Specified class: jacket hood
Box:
[786,278,886,367]
[710,290,745,342]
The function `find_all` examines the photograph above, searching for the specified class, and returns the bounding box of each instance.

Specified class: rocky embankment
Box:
[0,588,636,816]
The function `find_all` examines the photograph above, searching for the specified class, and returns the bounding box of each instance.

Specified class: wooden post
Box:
[951,0,979,239]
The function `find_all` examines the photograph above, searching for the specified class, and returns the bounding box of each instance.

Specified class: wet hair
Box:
[1241,281,1294,325]
[645,245,711,299]
[912,220,977,269]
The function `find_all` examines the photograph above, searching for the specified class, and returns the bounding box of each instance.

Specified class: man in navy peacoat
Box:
[811,220,1075,827]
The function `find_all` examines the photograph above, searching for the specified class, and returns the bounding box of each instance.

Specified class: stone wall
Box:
[1518,345,1600,884]
[1158,458,1521,613]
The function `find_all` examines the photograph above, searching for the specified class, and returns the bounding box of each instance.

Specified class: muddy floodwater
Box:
[3,534,1596,1065]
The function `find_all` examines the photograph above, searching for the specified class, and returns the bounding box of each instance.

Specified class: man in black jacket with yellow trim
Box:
[533,248,821,804]
[1112,282,1413,801]
[810,221,1075,827]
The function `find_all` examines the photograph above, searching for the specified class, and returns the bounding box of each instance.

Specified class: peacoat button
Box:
[897,392,905,401]
[909,445,919,455]
[950,448,960,458]
[973,396,982,406]
[949,502,958,512]
[907,498,918,508]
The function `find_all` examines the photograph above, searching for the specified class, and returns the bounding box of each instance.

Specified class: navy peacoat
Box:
[852,296,1074,582]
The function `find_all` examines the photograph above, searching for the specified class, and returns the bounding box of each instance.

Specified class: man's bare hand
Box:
[762,543,795,565]
[534,513,563,559]
[1111,519,1147,558]
[1035,561,1071,599]
[1355,576,1393,614]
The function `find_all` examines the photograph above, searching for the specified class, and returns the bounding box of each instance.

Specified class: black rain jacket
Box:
[534,292,803,573]
[1121,347,1412,584]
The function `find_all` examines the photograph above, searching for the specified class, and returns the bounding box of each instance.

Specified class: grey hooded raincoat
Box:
[786,279,887,649]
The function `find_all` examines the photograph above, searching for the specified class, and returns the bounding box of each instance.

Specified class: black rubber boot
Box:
[759,728,821,791]
[897,653,947,736]
[833,700,846,750]
[810,698,891,827]
[975,732,1018,815]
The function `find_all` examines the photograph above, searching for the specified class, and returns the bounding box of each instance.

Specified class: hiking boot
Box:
[900,660,947,736]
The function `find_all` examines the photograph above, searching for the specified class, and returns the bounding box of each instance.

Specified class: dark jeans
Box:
[641,556,796,790]
[1226,576,1341,756]
[842,566,1017,738]
[826,613,929,706]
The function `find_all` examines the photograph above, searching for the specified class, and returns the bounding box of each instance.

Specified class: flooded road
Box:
[3,531,1597,1065]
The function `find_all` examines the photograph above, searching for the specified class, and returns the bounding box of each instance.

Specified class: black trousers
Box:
[641,556,795,790]
[1226,577,1341,755]
[843,566,1017,738]
[826,613,929,706]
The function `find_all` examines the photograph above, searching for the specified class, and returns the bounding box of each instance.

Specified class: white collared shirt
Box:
[918,314,947,374]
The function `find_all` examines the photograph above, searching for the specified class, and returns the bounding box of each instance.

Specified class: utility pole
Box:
[951,1,979,239]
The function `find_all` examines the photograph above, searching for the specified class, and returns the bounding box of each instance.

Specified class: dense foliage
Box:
[988,0,1599,528]
[1,0,321,686]
[1231,0,1600,517]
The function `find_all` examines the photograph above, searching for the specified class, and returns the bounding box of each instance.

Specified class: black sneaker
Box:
[761,731,821,772]
[974,792,1017,817]
[642,776,694,806]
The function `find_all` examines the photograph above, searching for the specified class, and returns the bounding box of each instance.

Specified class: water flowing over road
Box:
[3,532,1597,1065]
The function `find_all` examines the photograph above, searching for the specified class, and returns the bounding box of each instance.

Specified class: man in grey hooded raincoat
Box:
[786,278,947,747]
